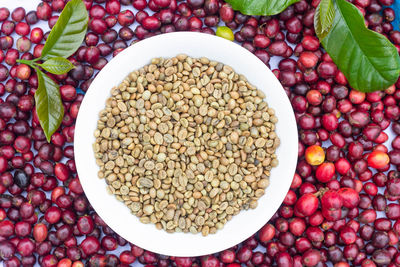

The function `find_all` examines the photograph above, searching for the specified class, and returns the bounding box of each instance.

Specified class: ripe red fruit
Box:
[335,158,351,175]
[105,0,121,15]
[33,223,48,242]
[80,236,100,255]
[36,2,52,21]
[175,257,193,267]
[322,207,342,221]
[338,187,360,209]
[363,182,378,196]
[0,220,14,237]
[68,178,84,194]
[54,162,70,181]
[291,173,302,189]
[359,209,377,224]
[322,113,339,131]
[387,178,400,196]
[349,110,370,127]
[16,238,35,256]
[317,61,338,78]
[16,64,31,80]
[120,250,136,264]
[0,8,10,22]
[377,132,389,144]
[219,250,235,264]
[142,16,161,30]
[283,190,297,205]
[362,124,382,141]
[302,249,321,267]
[298,51,318,69]
[13,135,31,153]
[340,226,357,245]
[60,85,77,102]
[253,34,270,49]
[295,193,319,217]
[88,18,107,34]
[118,10,135,26]
[77,215,94,235]
[45,206,61,224]
[219,3,234,23]
[302,36,319,52]
[58,259,72,267]
[51,186,65,203]
[315,162,335,182]
[202,255,220,267]
[0,156,7,173]
[258,224,275,243]
[15,22,30,36]
[321,190,343,210]
[154,0,172,8]
[84,46,100,65]
[349,90,366,104]
[289,217,306,236]
[306,90,323,106]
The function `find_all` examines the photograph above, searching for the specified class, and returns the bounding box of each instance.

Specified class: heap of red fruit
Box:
[0,0,400,266]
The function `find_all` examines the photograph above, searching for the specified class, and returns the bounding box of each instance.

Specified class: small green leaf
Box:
[224,0,300,16]
[41,0,88,60]
[35,69,64,142]
[38,57,75,75]
[316,0,400,92]
[315,0,335,38]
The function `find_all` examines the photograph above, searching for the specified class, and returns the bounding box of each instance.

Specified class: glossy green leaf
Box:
[41,0,88,60]
[39,57,75,75]
[224,0,299,16]
[315,0,335,38]
[317,0,400,92]
[35,70,64,142]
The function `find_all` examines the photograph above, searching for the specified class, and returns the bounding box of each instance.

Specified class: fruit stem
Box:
[314,187,329,198]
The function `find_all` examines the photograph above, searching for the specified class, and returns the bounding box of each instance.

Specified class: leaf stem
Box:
[16,59,36,68]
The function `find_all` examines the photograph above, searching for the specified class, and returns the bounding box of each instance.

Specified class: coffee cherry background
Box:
[0,0,400,266]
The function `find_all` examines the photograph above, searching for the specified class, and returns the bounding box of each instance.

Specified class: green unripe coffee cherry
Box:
[216,26,234,41]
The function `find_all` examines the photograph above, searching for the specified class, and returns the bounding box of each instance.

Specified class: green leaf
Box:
[41,0,88,60]
[224,0,300,16]
[315,0,335,38]
[316,0,400,92]
[38,57,75,75]
[35,69,64,142]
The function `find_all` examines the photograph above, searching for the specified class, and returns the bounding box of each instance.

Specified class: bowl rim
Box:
[74,31,298,257]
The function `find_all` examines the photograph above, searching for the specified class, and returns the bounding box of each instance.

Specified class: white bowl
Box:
[74,32,298,257]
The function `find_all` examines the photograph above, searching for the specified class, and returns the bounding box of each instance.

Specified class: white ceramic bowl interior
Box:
[74,32,298,257]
